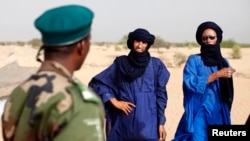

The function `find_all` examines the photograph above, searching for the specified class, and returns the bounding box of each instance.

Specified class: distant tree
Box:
[118,35,128,46]
[16,41,26,46]
[0,42,7,46]
[28,38,42,49]
[95,42,106,46]
[153,36,170,49]
[221,39,237,48]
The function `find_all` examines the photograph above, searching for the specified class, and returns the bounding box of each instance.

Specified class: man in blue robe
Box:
[89,28,170,141]
[172,21,235,141]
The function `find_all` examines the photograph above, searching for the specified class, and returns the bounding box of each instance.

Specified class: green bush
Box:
[230,44,242,59]
[152,36,171,49]
[28,38,42,49]
[221,39,237,48]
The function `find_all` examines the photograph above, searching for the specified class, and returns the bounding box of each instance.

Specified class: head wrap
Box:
[196,21,223,66]
[127,28,155,50]
[115,28,155,80]
[196,21,223,45]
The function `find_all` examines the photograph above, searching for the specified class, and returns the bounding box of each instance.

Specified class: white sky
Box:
[0,0,250,43]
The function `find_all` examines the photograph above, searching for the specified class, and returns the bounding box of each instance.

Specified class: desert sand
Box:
[0,45,249,141]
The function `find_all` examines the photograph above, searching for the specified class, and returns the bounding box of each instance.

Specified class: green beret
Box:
[34,4,94,46]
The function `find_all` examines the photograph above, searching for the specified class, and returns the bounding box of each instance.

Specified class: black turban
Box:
[196,21,223,45]
[127,28,155,49]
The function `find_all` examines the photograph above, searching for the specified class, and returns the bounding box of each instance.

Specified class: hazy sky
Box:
[1,0,250,43]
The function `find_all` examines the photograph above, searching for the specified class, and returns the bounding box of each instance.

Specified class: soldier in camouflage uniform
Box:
[1,4,105,141]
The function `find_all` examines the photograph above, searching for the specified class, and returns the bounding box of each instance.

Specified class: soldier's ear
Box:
[76,34,90,55]
[76,40,86,56]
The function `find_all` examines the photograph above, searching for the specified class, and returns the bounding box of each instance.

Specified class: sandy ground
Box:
[0,45,249,141]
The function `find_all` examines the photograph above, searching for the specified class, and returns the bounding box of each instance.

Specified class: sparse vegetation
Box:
[221,39,237,48]
[174,52,187,67]
[152,36,171,49]
[114,45,122,51]
[27,38,42,49]
[230,44,242,59]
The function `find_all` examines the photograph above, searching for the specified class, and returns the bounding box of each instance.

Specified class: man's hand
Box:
[158,125,167,141]
[217,67,236,78]
[110,98,136,115]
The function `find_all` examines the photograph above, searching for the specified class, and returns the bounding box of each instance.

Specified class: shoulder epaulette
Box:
[73,78,100,103]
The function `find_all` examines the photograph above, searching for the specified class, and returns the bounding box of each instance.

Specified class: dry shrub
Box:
[174,52,187,67]
[230,44,242,59]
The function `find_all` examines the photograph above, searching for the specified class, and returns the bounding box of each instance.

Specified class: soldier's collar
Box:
[38,61,72,81]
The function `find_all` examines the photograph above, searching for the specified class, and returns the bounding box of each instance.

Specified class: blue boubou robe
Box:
[89,57,170,141]
[172,54,231,141]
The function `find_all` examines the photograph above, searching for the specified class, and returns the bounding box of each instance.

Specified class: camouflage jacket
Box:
[1,61,105,141]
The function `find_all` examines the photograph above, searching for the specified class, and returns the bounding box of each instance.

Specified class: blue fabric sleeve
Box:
[88,63,118,103]
[183,55,208,95]
[153,58,170,125]
[101,93,115,103]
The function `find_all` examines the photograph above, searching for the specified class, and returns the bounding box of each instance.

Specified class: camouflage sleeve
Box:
[53,85,105,141]
[2,86,28,141]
